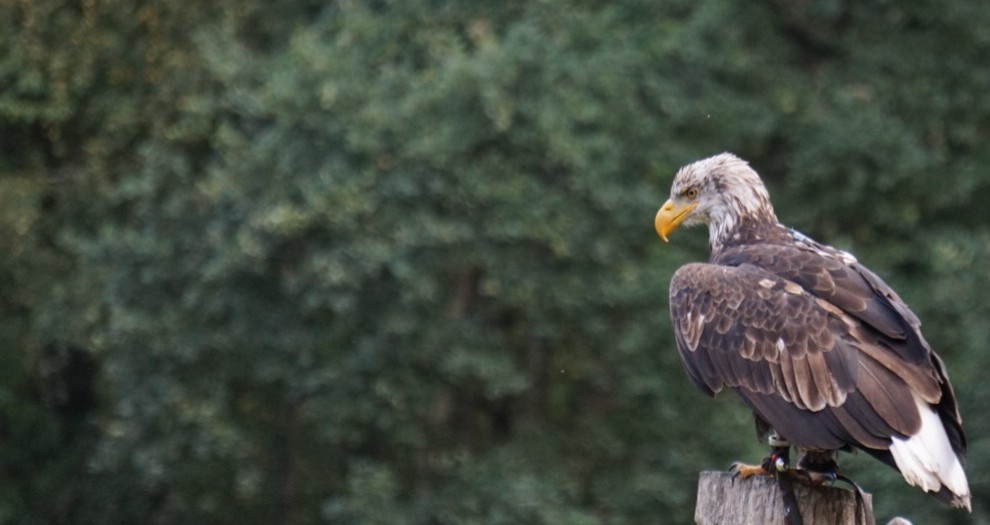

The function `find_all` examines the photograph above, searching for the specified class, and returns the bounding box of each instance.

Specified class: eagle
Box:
[655,153,970,510]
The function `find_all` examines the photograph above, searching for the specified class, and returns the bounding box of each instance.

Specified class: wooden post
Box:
[694,471,874,525]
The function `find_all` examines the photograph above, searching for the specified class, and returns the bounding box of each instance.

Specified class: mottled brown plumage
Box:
[657,153,970,509]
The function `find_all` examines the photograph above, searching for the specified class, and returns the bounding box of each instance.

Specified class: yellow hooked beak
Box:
[654,199,697,242]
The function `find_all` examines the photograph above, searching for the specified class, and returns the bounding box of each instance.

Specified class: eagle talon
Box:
[729,461,773,480]
[782,464,851,490]
[805,470,837,484]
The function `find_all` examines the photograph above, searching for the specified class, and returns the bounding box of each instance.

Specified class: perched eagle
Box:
[656,153,970,510]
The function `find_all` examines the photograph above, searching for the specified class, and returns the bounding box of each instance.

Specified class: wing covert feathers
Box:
[669,253,952,449]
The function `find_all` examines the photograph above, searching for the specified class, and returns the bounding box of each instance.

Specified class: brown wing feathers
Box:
[670,262,858,411]
[669,247,940,453]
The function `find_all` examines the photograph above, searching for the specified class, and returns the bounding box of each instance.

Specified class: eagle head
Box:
[655,152,777,248]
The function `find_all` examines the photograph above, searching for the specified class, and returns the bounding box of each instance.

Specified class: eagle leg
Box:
[791,450,847,486]
[729,447,805,525]
[789,466,868,507]
[729,445,791,480]
[784,453,868,522]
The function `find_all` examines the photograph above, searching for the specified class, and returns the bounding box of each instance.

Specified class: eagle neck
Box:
[709,215,779,254]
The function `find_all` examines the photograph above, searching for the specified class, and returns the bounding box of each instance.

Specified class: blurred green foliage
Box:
[1,0,989,523]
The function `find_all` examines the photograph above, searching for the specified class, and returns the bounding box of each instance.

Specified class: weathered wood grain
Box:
[694,470,874,525]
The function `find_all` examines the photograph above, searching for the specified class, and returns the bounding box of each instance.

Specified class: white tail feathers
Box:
[888,397,970,510]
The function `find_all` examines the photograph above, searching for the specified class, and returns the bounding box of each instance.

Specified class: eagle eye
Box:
[684,187,699,199]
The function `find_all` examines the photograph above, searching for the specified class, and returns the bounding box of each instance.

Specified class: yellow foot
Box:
[729,462,772,480]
